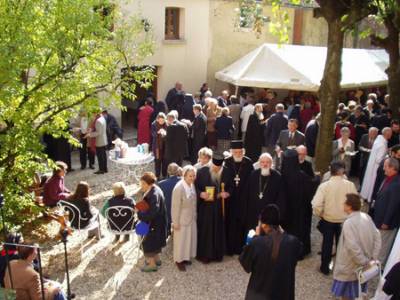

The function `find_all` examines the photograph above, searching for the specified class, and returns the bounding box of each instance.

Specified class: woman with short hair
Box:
[332,193,381,300]
[137,172,168,272]
[101,182,135,243]
[171,166,197,271]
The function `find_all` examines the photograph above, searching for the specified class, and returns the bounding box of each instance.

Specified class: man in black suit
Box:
[305,115,320,159]
[191,104,207,164]
[358,127,379,185]
[164,111,189,166]
[263,103,288,155]
[165,82,184,112]
[388,119,400,148]
[373,157,400,265]
[217,90,231,108]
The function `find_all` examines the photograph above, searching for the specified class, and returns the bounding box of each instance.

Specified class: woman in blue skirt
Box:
[331,193,381,300]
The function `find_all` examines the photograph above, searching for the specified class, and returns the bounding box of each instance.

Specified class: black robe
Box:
[221,156,254,255]
[239,233,302,300]
[245,169,286,231]
[191,112,207,164]
[195,166,225,261]
[299,160,314,177]
[244,113,264,162]
[281,150,319,257]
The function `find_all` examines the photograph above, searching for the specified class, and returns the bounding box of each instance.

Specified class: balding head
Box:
[382,127,393,140]
[296,145,307,163]
[276,103,284,112]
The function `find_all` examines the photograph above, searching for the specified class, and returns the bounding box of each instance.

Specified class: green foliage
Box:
[0,0,154,228]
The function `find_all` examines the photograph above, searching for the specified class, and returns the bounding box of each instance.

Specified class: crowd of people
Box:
[2,83,400,300]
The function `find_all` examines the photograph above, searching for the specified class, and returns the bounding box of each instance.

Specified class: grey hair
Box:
[382,127,392,135]
[167,110,178,120]
[259,152,273,162]
[340,126,350,134]
[182,165,196,178]
[167,163,181,176]
[276,103,285,111]
[198,147,213,158]
[369,127,378,133]
[385,157,399,172]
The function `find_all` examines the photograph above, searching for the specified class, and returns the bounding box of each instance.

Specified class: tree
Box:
[369,0,400,119]
[0,0,154,228]
[235,0,373,172]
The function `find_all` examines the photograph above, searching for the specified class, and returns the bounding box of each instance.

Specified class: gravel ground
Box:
[39,151,377,300]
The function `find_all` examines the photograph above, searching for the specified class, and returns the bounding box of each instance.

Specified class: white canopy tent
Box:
[215,43,389,92]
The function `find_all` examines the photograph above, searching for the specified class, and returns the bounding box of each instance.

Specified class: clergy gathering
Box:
[2,1,400,300]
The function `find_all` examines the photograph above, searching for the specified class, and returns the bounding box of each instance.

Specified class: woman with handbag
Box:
[332,193,381,300]
[137,172,168,272]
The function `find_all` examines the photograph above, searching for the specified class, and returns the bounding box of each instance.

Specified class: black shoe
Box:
[183,260,192,265]
[81,166,86,170]
[69,168,75,172]
[89,165,95,170]
[94,171,105,175]
[319,267,330,276]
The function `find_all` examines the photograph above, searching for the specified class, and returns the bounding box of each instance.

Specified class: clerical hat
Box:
[212,156,224,166]
[260,204,280,226]
[230,140,244,149]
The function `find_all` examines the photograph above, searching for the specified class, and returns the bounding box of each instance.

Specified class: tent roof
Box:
[215,43,389,92]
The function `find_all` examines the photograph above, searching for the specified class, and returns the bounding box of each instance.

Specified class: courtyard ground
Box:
[38,151,377,300]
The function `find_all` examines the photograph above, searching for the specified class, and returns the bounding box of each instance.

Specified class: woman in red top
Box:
[137,99,154,145]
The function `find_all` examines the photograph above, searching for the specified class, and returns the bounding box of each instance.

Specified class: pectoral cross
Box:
[259,192,263,199]
[234,175,240,187]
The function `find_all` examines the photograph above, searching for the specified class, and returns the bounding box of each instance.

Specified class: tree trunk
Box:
[315,19,344,173]
[386,23,400,119]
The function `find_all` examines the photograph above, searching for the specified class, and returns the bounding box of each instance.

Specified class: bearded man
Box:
[221,140,254,255]
[195,156,226,263]
[245,153,286,232]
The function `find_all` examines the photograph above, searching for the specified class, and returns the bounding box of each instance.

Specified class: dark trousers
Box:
[155,158,167,179]
[79,137,95,168]
[318,219,342,273]
[96,146,108,172]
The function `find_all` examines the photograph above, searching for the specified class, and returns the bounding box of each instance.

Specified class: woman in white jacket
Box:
[332,193,381,300]
[171,165,197,271]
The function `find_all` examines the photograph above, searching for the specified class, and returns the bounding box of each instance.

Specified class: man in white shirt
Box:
[240,97,255,141]
[312,161,358,275]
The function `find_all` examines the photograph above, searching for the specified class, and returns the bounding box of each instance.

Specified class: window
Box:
[165,8,180,40]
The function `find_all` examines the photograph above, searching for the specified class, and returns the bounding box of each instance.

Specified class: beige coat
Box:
[333,211,381,281]
[312,176,357,223]
[4,260,57,300]
[171,180,197,263]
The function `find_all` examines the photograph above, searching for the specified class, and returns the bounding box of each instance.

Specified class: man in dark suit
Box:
[373,157,400,265]
[388,119,400,148]
[275,119,305,169]
[165,82,183,112]
[371,108,392,132]
[296,145,314,177]
[164,111,189,166]
[305,115,320,159]
[358,127,379,185]
[263,103,288,155]
[191,104,207,164]
[217,90,231,108]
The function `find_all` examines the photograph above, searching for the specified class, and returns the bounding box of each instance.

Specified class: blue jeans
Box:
[318,219,342,273]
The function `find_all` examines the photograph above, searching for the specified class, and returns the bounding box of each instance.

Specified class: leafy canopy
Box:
[0,0,154,227]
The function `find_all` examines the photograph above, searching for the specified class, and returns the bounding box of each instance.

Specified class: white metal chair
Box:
[58,200,101,252]
[105,206,144,259]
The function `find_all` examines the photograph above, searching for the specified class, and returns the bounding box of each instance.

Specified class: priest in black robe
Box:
[239,204,302,300]
[245,153,286,232]
[221,140,254,255]
[244,105,264,162]
[195,157,225,263]
[296,145,315,177]
[281,149,319,258]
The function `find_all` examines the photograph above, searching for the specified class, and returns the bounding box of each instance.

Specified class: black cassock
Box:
[222,156,254,255]
[195,166,225,261]
[281,150,319,257]
[244,113,264,162]
[245,169,286,231]
[239,233,302,300]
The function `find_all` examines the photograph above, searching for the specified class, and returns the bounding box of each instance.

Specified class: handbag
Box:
[356,260,381,300]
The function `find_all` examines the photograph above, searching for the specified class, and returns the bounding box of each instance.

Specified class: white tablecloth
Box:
[109,147,154,165]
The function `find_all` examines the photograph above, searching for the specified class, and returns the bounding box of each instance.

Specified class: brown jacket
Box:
[4,260,55,300]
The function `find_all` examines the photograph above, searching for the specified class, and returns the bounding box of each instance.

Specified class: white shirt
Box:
[182,180,196,199]
[240,104,255,132]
